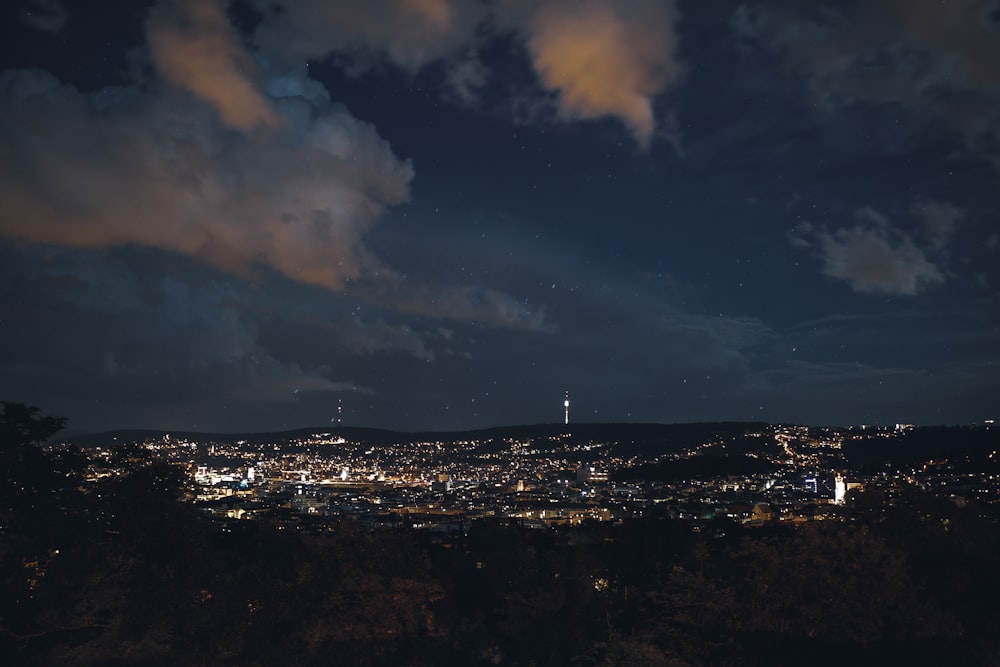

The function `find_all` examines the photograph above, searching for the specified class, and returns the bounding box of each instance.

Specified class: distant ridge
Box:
[61,421,771,449]
[57,421,999,474]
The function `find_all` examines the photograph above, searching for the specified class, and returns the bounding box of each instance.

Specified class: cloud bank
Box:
[0,0,551,330]
[0,67,411,291]
[249,0,682,147]
[732,1,1000,160]
[0,247,355,413]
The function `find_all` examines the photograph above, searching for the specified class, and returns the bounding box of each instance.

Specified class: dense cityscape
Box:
[72,419,999,531]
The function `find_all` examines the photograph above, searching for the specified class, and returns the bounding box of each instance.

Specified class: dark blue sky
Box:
[1,0,997,433]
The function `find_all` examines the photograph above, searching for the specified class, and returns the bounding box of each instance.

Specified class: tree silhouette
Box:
[0,402,66,445]
[1,401,71,504]
[0,402,74,662]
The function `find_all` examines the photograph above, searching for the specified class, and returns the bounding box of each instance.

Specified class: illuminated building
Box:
[834,474,846,504]
[577,465,608,483]
[431,473,452,492]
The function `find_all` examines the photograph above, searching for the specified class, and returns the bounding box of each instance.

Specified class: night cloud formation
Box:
[0,67,412,291]
[248,0,681,147]
[732,1,1000,164]
[0,247,356,427]
[0,0,996,432]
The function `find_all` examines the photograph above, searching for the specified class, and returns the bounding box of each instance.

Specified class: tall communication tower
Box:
[337,398,343,425]
[564,391,570,425]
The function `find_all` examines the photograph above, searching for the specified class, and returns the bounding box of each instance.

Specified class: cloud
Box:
[250,0,486,69]
[358,277,550,332]
[19,0,67,34]
[443,53,488,105]
[146,0,282,132]
[248,0,680,147]
[0,0,552,332]
[0,66,413,292]
[887,0,1000,85]
[337,319,436,361]
[912,199,964,249]
[654,313,773,371]
[514,0,681,148]
[731,2,1000,158]
[787,221,815,249]
[0,247,353,412]
[795,208,944,295]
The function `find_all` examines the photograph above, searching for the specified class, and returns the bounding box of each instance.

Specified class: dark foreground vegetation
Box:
[3,403,999,666]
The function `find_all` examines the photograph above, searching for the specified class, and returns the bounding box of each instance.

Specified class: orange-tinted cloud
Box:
[249,0,680,146]
[521,0,680,148]
[0,68,410,291]
[0,66,544,330]
[147,0,281,131]
[0,0,549,331]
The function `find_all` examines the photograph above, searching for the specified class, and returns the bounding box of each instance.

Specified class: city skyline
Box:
[1,0,998,433]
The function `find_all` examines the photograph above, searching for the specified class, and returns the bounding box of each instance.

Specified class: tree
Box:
[0,402,66,447]
[0,401,75,508]
[0,403,73,662]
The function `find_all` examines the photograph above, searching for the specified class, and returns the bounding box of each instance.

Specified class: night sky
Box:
[1,0,998,433]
